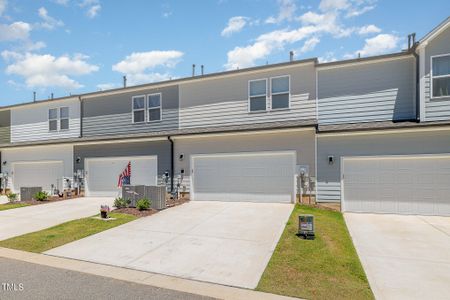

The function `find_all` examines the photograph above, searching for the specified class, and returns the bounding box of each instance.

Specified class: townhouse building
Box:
[0,17,449,215]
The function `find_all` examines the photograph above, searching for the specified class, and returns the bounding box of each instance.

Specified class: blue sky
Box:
[0,0,448,106]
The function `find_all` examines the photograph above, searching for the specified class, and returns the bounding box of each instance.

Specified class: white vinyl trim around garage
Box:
[341,154,450,216]
[12,160,64,193]
[85,156,158,197]
[191,151,296,203]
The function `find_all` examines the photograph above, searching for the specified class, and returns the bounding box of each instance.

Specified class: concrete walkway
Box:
[345,213,450,300]
[46,201,293,289]
[0,247,297,300]
[0,197,114,240]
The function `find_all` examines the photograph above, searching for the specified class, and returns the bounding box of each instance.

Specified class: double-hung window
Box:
[271,76,290,109]
[60,107,69,130]
[249,79,267,112]
[432,54,450,98]
[148,93,162,122]
[48,108,58,131]
[132,95,146,123]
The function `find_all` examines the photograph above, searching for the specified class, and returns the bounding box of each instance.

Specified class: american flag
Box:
[118,161,131,187]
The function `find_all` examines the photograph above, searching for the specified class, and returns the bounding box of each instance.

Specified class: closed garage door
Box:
[86,156,158,197]
[12,161,64,193]
[343,155,450,216]
[192,151,295,203]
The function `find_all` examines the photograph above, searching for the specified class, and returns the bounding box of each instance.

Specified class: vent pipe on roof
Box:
[192,64,196,77]
[33,91,36,102]
[123,75,127,88]
[412,33,416,46]
[289,51,294,62]
[201,65,204,76]
[51,93,54,99]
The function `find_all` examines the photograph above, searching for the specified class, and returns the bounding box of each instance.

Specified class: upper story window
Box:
[249,79,267,112]
[48,107,69,132]
[432,54,450,98]
[148,93,162,122]
[271,76,290,109]
[132,95,146,123]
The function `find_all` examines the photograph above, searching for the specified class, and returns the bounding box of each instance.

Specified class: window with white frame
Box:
[249,79,267,112]
[271,76,290,109]
[48,108,58,131]
[147,93,162,122]
[132,95,146,123]
[432,54,450,98]
[60,107,69,130]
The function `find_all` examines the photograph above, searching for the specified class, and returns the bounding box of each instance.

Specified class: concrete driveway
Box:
[46,201,293,289]
[345,213,450,300]
[0,197,114,240]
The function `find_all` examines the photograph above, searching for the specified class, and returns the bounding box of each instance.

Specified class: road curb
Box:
[0,247,299,300]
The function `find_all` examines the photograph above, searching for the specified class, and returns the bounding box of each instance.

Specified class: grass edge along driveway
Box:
[0,213,136,253]
[0,203,30,211]
[257,204,374,300]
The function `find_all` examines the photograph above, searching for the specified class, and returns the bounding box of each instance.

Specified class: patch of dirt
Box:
[112,207,158,218]
[11,196,82,206]
[166,197,189,208]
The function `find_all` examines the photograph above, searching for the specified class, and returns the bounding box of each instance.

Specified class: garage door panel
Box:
[13,161,64,193]
[343,156,450,216]
[86,156,158,197]
[193,152,295,203]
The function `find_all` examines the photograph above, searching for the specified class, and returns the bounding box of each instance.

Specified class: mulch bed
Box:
[112,197,190,218]
[5,196,81,206]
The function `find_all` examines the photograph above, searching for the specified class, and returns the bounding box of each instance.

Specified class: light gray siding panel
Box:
[74,141,171,177]
[179,94,315,128]
[318,58,415,124]
[179,63,317,129]
[424,26,450,121]
[82,85,179,137]
[317,130,450,202]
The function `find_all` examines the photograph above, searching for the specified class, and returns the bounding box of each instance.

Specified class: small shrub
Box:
[7,193,17,203]
[114,197,129,209]
[136,198,151,211]
[34,191,49,201]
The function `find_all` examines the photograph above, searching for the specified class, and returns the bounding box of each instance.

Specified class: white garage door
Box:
[343,155,450,216]
[12,161,64,193]
[192,151,295,203]
[86,156,158,197]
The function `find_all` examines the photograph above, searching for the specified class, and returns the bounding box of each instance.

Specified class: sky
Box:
[0,0,448,106]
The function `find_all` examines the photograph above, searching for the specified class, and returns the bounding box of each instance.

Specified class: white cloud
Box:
[319,0,349,12]
[319,0,376,17]
[266,0,297,24]
[1,51,99,89]
[37,7,64,30]
[221,16,248,37]
[0,21,31,41]
[318,51,337,63]
[300,36,320,53]
[112,50,183,86]
[79,0,101,18]
[0,0,7,16]
[355,33,399,57]
[97,83,117,90]
[358,24,381,35]
[346,5,375,17]
[53,0,69,5]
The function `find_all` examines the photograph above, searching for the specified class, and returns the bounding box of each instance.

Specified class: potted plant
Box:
[34,191,49,201]
[100,205,110,219]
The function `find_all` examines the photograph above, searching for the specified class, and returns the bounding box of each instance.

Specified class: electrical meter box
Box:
[298,214,315,239]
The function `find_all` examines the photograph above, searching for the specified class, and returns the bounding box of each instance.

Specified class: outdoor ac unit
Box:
[122,185,166,210]
[20,187,42,201]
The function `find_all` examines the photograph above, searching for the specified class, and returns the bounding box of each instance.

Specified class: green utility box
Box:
[298,214,315,239]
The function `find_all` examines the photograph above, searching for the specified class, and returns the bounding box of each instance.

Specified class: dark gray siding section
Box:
[0,110,11,144]
[73,140,171,177]
[317,130,450,202]
[318,57,415,124]
[82,85,179,137]
[424,26,450,121]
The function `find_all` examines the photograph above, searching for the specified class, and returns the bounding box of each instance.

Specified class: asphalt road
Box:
[0,257,215,300]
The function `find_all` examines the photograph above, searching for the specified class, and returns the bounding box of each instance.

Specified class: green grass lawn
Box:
[257,205,373,300]
[0,213,137,253]
[0,203,30,211]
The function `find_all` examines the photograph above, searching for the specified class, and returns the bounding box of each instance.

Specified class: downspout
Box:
[78,96,83,137]
[167,136,174,193]
[413,49,420,122]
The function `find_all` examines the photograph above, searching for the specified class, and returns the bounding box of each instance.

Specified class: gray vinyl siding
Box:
[424,26,450,121]
[74,140,171,181]
[179,63,317,129]
[0,110,10,144]
[317,130,450,202]
[82,85,179,137]
[318,57,415,124]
